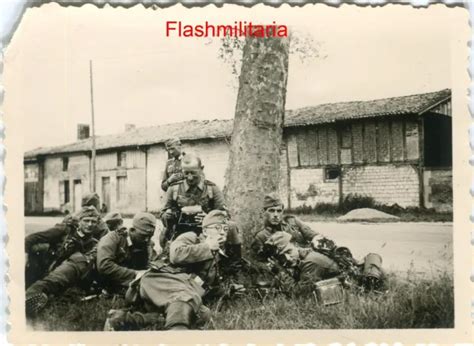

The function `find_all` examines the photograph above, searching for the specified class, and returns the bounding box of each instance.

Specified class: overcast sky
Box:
[4,4,463,151]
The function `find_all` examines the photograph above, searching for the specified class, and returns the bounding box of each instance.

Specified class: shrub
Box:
[338,194,377,213]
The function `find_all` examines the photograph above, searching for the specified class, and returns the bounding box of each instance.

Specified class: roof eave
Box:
[418,95,452,115]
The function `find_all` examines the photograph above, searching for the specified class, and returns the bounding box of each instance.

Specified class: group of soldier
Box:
[25,137,385,331]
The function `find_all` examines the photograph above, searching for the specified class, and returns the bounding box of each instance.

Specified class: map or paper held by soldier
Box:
[3,1,471,344]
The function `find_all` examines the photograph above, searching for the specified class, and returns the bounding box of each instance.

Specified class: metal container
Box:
[363,253,383,279]
[315,278,344,306]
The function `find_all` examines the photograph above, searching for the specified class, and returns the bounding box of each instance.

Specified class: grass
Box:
[27,271,454,331]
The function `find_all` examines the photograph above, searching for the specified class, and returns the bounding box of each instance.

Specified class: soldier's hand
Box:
[229,283,246,296]
[194,212,207,224]
[163,209,174,219]
[205,236,220,251]
[312,235,336,251]
[167,173,183,184]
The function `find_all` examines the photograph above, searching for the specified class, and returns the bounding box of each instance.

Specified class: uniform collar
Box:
[183,179,204,191]
[264,220,287,232]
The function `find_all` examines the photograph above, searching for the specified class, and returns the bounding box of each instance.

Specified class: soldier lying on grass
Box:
[104,209,243,331]
[251,193,386,295]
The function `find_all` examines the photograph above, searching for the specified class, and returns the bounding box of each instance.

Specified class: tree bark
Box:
[224,36,290,244]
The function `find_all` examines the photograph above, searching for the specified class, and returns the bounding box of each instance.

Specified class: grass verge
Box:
[28,271,454,331]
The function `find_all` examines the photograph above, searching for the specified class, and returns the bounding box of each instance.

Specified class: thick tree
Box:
[224,36,290,243]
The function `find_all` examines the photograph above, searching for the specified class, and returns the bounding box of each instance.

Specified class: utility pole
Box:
[89,60,97,192]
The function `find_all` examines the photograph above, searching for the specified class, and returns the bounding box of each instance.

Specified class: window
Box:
[62,157,69,171]
[117,176,127,202]
[340,125,352,164]
[117,151,126,167]
[324,167,341,181]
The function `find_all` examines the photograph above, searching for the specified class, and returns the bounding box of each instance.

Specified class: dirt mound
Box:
[338,208,399,221]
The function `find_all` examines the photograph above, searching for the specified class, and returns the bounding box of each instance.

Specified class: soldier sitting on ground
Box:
[96,212,157,291]
[25,206,103,316]
[159,152,227,249]
[251,193,340,292]
[104,210,243,331]
[25,192,109,288]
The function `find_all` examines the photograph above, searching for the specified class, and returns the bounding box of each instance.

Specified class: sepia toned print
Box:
[4,2,471,344]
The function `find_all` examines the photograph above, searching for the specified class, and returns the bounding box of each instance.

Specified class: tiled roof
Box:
[24,89,450,159]
[285,88,451,127]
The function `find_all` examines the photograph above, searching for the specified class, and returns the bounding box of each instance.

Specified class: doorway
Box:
[73,179,82,212]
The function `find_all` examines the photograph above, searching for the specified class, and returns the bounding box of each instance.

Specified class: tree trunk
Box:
[224,36,290,244]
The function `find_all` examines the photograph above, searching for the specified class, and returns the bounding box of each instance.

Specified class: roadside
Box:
[25,216,453,277]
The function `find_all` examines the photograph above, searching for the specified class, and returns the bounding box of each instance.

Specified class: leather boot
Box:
[165,301,194,330]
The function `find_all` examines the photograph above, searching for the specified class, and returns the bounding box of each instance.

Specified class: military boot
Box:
[25,292,48,317]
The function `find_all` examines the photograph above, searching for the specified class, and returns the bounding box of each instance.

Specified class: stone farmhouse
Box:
[24,89,452,215]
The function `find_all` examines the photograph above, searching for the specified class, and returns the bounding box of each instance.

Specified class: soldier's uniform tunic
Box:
[161,156,183,192]
[97,229,156,288]
[160,179,227,246]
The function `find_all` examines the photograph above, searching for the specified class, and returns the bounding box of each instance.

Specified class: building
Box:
[24,89,453,215]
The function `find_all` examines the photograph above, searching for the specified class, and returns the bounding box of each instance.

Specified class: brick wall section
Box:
[289,168,339,208]
[423,169,452,212]
[343,164,419,207]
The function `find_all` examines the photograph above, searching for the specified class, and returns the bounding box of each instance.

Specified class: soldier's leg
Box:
[27,252,91,296]
[26,252,91,316]
[164,301,195,330]
[104,309,164,331]
[25,251,50,288]
[299,251,340,282]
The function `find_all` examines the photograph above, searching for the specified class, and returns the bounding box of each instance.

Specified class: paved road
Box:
[25,217,452,276]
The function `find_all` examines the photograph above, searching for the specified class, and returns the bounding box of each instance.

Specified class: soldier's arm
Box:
[96,234,137,286]
[250,231,270,262]
[161,163,170,192]
[291,216,321,241]
[162,185,177,212]
[169,232,213,265]
[25,224,67,253]
[211,185,226,210]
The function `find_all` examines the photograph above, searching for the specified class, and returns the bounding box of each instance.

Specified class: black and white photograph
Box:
[3,2,471,343]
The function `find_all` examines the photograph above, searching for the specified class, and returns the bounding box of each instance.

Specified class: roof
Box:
[285,88,451,127]
[24,88,450,159]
